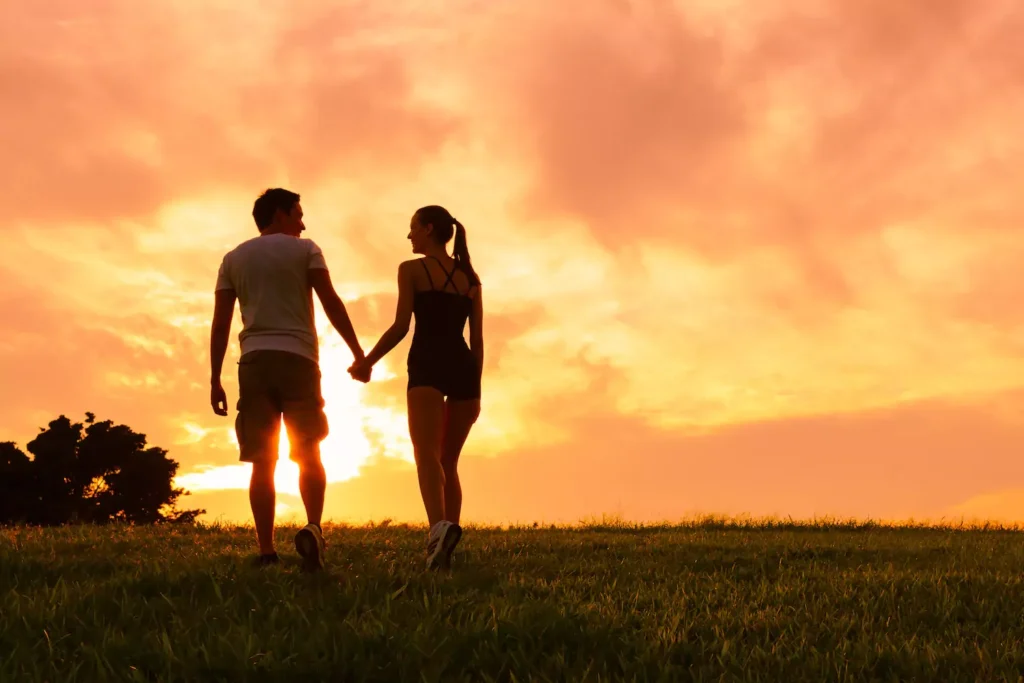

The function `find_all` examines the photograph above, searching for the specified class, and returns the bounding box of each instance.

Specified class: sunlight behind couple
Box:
[175,332,412,495]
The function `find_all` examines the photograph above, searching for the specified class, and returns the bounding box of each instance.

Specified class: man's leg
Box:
[291,442,327,571]
[237,351,283,561]
[280,352,330,570]
[250,458,278,556]
[295,442,326,529]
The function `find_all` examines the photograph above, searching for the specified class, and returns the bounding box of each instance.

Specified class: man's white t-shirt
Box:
[215,233,327,364]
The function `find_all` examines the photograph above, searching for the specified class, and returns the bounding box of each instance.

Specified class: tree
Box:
[0,441,33,523]
[0,413,204,526]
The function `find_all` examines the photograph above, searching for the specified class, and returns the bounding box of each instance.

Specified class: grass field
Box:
[2,519,1023,682]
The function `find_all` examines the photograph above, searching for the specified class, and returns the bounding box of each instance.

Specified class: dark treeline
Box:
[0,413,203,526]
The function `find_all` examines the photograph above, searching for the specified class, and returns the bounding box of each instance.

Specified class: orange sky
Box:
[3,0,1023,525]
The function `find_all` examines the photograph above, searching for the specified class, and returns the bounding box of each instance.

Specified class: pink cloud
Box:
[1,1,458,227]
[465,0,1024,311]
[3,0,1024,525]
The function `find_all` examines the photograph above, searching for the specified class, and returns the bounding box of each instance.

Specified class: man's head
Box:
[252,188,304,236]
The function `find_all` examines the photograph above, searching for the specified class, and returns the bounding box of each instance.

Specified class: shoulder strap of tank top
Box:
[429,255,460,295]
[419,258,437,290]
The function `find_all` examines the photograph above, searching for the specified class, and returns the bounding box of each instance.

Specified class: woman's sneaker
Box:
[425,521,462,570]
[295,523,325,572]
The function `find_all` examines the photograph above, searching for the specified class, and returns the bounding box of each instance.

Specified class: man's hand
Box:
[211,381,229,416]
[348,359,372,384]
[210,288,235,413]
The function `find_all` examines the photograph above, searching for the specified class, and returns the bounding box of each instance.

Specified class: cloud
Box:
[1,1,458,227]
[0,260,207,430]
[948,489,1024,525]
[3,0,1024,525]
[465,0,1024,304]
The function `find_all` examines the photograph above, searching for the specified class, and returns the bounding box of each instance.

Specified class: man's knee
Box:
[283,405,328,464]
[290,439,323,468]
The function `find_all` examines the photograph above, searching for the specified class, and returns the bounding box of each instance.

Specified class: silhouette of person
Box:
[210,188,366,570]
[349,205,483,570]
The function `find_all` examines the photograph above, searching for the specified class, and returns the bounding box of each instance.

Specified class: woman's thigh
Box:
[407,386,446,459]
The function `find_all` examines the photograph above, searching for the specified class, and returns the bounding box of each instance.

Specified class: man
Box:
[209,188,367,571]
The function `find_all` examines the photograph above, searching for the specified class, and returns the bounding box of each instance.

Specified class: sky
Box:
[2,0,1023,526]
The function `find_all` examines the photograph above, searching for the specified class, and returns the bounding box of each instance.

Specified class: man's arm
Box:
[361,262,415,368]
[309,268,364,361]
[210,288,236,415]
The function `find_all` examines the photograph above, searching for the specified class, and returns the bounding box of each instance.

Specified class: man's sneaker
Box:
[295,524,325,572]
[425,521,463,570]
[256,552,280,567]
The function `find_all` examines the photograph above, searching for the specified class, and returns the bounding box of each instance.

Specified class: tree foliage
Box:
[0,413,204,525]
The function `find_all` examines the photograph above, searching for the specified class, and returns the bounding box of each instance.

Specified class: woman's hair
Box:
[415,205,481,286]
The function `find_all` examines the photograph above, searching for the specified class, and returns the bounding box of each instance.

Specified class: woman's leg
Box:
[441,399,480,525]
[407,386,447,526]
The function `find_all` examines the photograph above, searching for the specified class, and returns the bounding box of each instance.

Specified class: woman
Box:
[349,205,483,570]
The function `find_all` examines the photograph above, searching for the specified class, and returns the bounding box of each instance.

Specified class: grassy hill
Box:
[2,520,1023,681]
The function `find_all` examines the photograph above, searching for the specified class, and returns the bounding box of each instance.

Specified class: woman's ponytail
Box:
[452,218,480,286]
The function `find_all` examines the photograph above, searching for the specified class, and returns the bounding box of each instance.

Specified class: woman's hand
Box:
[348,358,372,383]
[348,262,415,386]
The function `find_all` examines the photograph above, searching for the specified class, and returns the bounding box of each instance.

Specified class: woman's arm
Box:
[362,262,416,368]
[469,286,484,376]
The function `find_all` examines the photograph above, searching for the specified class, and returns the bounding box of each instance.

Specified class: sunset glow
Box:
[3,0,1023,525]
[176,335,413,495]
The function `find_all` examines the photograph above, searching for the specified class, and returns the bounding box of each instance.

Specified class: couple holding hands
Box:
[210,189,482,572]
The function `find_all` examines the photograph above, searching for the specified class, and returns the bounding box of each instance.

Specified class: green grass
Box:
[2,519,1023,682]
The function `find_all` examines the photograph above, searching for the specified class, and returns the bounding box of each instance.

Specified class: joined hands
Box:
[348,358,373,384]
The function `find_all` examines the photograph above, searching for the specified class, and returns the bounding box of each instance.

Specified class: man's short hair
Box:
[252,188,300,231]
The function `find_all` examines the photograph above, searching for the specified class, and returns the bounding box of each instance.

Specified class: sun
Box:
[175,333,413,497]
[272,336,389,493]
[270,331,415,494]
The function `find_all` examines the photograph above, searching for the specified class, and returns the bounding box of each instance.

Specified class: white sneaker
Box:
[295,523,325,572]
[425,521,462,570]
